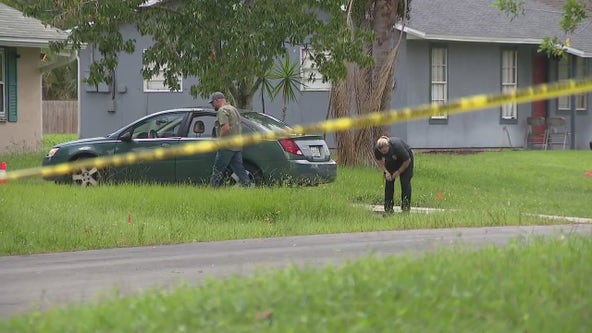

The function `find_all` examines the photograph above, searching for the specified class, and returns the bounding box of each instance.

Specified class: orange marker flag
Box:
[0,161,7,185]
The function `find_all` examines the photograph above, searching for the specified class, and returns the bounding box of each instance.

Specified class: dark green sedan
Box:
[42,108,337,187]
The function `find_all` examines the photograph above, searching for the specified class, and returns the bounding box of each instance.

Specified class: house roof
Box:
[402,0,592,57]
[0,3,68,48]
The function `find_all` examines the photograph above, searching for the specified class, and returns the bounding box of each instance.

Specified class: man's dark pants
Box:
[384,157,414,213]
[210,149,251,187]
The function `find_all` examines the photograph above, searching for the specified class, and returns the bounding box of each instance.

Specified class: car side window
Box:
[188,115,218,138]
[132,113,185,139]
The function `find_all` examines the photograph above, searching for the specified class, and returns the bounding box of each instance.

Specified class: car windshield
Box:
[242,112,293,133]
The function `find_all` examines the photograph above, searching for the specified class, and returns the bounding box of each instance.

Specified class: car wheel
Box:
[71,156,103,187]
[226,162,263,187]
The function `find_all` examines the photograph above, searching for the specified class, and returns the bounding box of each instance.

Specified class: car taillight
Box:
[279,138,303,155]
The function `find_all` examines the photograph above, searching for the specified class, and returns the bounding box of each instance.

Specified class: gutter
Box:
[563,46,589,58]
[0,38,66,48]
[396,24,591,58]
[404,27,543,45]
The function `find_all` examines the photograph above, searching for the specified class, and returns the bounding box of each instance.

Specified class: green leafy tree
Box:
[22,0,419,165]
[1,0,78,100]
[24,0,373,110]
[493,0,589,59]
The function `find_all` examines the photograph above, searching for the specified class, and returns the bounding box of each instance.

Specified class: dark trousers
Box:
[384,158,414,212]
[210,150,251,187]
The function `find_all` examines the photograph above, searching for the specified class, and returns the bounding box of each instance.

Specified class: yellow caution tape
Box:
[3,77,592,182]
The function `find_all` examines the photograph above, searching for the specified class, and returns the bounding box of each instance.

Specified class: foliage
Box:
[23,0,374,109]
[0,0,77,100]
[268,54,303,121]
[41,56,78,100]
[538,37,567,60]
[560,0,589,33]
[256,67,275,114]
[492,0,525,20]
[493,0,589,59]
[0,0,35,9]
[238,53,302,117]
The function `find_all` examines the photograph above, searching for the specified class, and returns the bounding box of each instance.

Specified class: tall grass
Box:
[1,136,591,255]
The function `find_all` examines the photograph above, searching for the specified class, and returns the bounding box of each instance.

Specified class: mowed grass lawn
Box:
[0,135,591,331]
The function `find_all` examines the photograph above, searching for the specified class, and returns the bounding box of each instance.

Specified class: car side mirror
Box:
[120,130,132,142]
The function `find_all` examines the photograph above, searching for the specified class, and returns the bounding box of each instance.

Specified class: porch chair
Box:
[545,117,568,150]
[524,116,547,149]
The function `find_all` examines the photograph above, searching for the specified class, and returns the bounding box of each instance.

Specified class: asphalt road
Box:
[1,224,590,319]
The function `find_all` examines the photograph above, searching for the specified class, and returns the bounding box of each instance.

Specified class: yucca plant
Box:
[269,54,303,121]
[256,69,275,114]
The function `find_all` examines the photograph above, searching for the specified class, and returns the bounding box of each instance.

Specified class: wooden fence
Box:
[43,100,78,134]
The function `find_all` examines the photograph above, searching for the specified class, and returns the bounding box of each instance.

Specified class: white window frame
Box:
[430,46,448,119]
[501,49,518,119]
[143,57,183,93]
[0,48,5,119]
[558,57,587,111]
[300,48,331,91]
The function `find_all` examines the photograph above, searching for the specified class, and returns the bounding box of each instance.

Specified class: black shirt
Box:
[374,137,413,172]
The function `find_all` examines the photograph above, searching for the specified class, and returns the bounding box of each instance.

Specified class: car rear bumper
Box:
[286,160,337,184]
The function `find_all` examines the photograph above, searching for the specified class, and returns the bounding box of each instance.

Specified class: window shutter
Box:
[7,48,17,122]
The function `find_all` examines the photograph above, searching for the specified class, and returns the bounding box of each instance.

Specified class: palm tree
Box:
[269,54,303,121]
[255,68,275,114]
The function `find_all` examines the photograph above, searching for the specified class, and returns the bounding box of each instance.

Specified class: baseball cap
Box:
[208,92,225,103]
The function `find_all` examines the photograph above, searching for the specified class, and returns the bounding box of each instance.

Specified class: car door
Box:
[112,112,187,183]
[175,113,219,184]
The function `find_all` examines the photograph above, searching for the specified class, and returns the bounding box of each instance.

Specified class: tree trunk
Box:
[230,81,255,110]
[332,0,407,167]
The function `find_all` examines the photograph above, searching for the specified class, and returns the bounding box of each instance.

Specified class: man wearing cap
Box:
[209,92,252,187]
[374,136,414,214]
